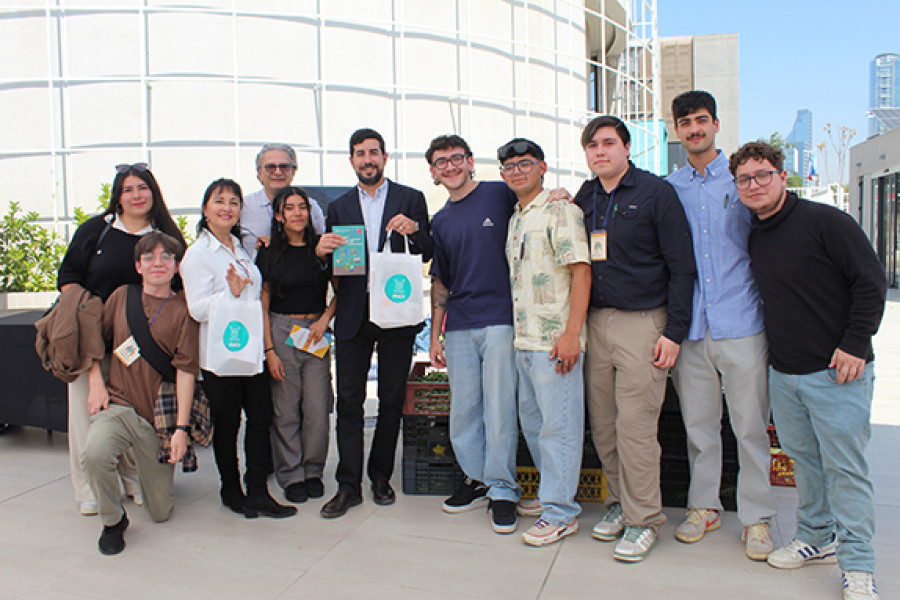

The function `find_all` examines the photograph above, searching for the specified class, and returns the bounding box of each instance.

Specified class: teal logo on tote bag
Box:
[223,321,249,351]
[385,274,412,303]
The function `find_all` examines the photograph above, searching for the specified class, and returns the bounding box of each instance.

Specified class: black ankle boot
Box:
[220,485,245,514]
[244,490,298,519]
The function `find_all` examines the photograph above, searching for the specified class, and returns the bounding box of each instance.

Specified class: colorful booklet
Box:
[332,225,366,275]
[285,327,332,358]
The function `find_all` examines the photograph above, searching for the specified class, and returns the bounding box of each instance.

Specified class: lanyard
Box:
[145,291,174,328]
[592,183,617,232]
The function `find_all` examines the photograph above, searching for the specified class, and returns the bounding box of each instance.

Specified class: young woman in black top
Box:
[57,163,185,515]
[257,186,335,503]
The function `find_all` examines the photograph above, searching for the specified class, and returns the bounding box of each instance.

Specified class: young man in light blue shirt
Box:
[666,91,777,561]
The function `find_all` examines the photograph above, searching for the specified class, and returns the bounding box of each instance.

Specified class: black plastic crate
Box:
[657,404,739,470]
[402,414,456,463]
[660,453,737,510]
[401,458,465,495]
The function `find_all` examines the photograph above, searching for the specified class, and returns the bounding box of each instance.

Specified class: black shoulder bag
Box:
[126,284,176,383]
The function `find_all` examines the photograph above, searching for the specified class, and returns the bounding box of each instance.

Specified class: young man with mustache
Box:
[666,91,777,560]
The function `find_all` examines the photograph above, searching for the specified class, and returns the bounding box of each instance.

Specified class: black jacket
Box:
[574,163,696,343]
[326,180,433,339]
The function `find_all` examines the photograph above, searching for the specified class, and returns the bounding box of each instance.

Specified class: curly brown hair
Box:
[728,142,784,176]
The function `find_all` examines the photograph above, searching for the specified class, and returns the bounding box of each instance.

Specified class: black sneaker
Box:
[98,511,129,555]
[442,478,489,513]
[490,499,518,534]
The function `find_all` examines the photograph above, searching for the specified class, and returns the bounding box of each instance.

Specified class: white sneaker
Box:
[842,570,879,600]
[516,498,542,517]
[521,518,578,547]
[675,508,721,543]
[767,536,838,569]
[743,522,774,561]
[591,502,625,541]
[613,526,659,562]
[80,500,98,516]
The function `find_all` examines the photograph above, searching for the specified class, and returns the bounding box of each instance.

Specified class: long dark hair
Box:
[106,165,185,248]
[260,185,318,299]
[197,178,244,240]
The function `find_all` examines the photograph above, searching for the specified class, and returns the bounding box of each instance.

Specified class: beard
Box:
[356,163,383,186]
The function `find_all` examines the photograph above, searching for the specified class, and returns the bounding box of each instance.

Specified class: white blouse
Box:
[180,229,264,373]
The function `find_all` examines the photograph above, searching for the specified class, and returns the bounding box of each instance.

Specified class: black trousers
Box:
[334,320,416,494]
[200,370,272,495]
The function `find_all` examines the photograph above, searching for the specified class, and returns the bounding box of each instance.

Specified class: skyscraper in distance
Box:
[785,109,812,181]
[869,53,900,137]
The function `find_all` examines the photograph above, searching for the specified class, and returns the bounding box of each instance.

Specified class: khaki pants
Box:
[81,404,175,526]
[585,306,668,532]
[67,354,140,503]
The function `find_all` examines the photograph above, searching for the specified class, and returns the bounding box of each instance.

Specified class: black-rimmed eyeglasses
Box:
[499,159,540,175]
[735,170,779,190]
[432,153,468,170]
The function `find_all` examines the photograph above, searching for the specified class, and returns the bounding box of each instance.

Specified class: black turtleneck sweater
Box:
[748,192,886,374]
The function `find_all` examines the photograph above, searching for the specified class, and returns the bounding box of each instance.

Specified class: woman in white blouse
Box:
[180,178,295,519]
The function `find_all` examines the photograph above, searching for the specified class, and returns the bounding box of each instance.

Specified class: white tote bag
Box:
[206,294,264,376]
[369,233,423,329]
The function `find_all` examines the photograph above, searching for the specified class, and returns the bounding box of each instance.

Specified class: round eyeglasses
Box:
[499,159,540,175]
[432,153,468,170]
[735,170,779,190]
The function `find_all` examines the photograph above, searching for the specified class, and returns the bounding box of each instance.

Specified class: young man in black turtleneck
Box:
[731,141,886,600]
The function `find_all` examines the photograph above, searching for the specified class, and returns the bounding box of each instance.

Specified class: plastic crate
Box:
[402,415,456,462]
[404,362,451,416]
[516,466,607,502]
[402,458,465,495]
[660,453,738,510]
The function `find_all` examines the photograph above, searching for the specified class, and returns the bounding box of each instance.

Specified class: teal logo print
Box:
[385,274,412,303]
[223,321,249,352]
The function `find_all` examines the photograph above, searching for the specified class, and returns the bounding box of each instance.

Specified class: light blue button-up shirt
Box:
[358,180,389,252]
[666,150,764,340]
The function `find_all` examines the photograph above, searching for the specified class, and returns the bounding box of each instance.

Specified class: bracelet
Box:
[175,425,190,433]
[265,346,275,353]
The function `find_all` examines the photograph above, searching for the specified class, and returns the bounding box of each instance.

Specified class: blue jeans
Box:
[517,350,584,525]
[769,363,876,572]
[444,325,519,501]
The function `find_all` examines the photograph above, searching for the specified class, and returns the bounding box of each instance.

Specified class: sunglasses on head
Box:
[115,162,149,174]
[497,140,542,161]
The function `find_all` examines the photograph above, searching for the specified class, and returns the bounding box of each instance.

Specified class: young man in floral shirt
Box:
[500,138,591,547]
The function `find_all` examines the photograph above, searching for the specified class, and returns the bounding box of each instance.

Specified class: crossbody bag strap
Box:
[126,284,176,383]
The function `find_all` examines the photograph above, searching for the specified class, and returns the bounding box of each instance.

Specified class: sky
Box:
[657,0,899,182]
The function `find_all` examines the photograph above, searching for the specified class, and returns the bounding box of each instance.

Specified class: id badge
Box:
[591,230,607,262]
[114,335,141,367]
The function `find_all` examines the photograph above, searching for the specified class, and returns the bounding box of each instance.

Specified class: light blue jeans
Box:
[444,325,519,501]
[769,363,876,572]
[517,350,584,525]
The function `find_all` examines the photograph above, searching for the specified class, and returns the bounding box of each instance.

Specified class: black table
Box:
[0,309,68,431]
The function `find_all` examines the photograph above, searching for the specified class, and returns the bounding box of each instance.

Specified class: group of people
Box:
[56,90,885,600]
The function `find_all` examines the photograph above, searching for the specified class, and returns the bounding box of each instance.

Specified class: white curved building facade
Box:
[0,0,659,230]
